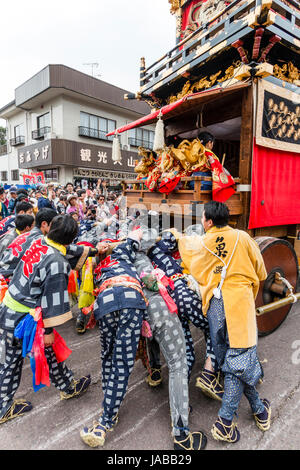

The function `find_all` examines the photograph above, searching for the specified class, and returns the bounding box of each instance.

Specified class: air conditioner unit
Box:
[122,144,131,151]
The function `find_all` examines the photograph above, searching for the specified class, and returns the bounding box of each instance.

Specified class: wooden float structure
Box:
[108,0,300,335]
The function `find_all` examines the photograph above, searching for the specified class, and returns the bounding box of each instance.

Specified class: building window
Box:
[37,112,50,129]
[0,145,7,156]
[129,128,154,149]
[1,171,8,181]
[32,112,51,140]
[15,124,24,138]
[10,124,25,146]
[11,170,19,181]
[44,168,58,181]
[79,112,116,141]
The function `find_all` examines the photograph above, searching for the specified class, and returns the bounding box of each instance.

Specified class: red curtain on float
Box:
[248,141,300,229]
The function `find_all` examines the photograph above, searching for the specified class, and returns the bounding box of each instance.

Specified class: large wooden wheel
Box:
[255,237,299,336]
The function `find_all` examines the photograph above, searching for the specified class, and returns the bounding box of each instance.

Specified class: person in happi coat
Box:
[0,214,34,258]
[0,201,33,239]
[80,229,147,448]
[178,201,271,443]
[147,230,223,401]
[133,228,207,450]
[0,215,104,424]
[0,209,96,280]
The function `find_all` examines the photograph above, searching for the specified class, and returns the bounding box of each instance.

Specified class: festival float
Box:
[106,0,300,335]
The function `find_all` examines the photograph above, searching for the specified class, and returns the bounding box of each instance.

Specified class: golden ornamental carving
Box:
[273,62,300,84]
[267,97,300,142]
[166,61,241,104]
[169,0,181,14]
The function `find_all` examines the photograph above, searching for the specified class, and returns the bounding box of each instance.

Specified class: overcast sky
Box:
[0,0,176,125]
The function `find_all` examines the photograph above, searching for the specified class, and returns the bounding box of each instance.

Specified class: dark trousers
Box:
[0,328,74,417]
[98,308,144,429]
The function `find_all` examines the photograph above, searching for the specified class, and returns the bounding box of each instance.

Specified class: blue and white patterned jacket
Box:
[94,237,147,319]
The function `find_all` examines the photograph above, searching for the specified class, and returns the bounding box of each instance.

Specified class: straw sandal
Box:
[254,399,271,431]
[0,400,32,424]
[146,368,162,387]
[60,375,91,400]
[211,416,240,443]
[196,370,224,402]
[80,414,118,448]
[174,431,207,450]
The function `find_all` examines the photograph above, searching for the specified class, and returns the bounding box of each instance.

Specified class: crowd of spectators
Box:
[0,179,122,225]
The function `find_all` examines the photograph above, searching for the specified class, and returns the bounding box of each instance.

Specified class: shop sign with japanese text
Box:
[18,140,52,168]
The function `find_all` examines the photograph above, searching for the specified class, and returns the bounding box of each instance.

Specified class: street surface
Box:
[0,302,299,452]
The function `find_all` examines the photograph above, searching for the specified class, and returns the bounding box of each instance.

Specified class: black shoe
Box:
[0,400,33,424]
[60,375,91,400]
[174,431,207,450]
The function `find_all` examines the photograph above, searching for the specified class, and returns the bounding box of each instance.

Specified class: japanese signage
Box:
[73,168,136,180]
[77,146,137,171]
[18,141,52,168]
[18,139,141,172]
[256,80,300,154]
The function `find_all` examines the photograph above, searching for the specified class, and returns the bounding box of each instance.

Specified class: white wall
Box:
[58,166,74,186]
[0,110,27,184]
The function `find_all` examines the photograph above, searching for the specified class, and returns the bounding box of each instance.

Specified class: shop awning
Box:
[106,82,250,136]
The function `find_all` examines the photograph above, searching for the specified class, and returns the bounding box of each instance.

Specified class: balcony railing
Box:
[0,144,7,156]
[10,135,25,146]
[140,0,300,94]
[32,126,51,140]
[78,126,114,142]
[128,137,153,150]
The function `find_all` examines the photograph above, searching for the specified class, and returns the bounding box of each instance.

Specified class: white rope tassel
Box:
[213,266,227,299]
[112,132,122,165]
[153,111,165,152]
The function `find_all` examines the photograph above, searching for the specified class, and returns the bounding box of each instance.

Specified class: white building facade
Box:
[0,65,154,187]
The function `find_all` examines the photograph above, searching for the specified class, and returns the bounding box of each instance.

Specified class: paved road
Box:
[0,303,299,452]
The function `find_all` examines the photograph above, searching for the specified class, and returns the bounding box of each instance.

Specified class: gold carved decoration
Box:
[166,61,241,104]
[267,98,300,141]
[169,0,181,14]
[165,60,299,105]
[256,79,300,153]
[273,62,300,85]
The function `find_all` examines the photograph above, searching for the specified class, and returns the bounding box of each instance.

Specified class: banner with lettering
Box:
[255,80,300,154]
[22,174,35,185]
[31,172,45,184]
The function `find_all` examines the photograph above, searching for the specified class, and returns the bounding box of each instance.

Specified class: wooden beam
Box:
[238,85,254,233]
[165,95,242,137]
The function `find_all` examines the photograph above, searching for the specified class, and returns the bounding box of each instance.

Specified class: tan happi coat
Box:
[178,226,267,348]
